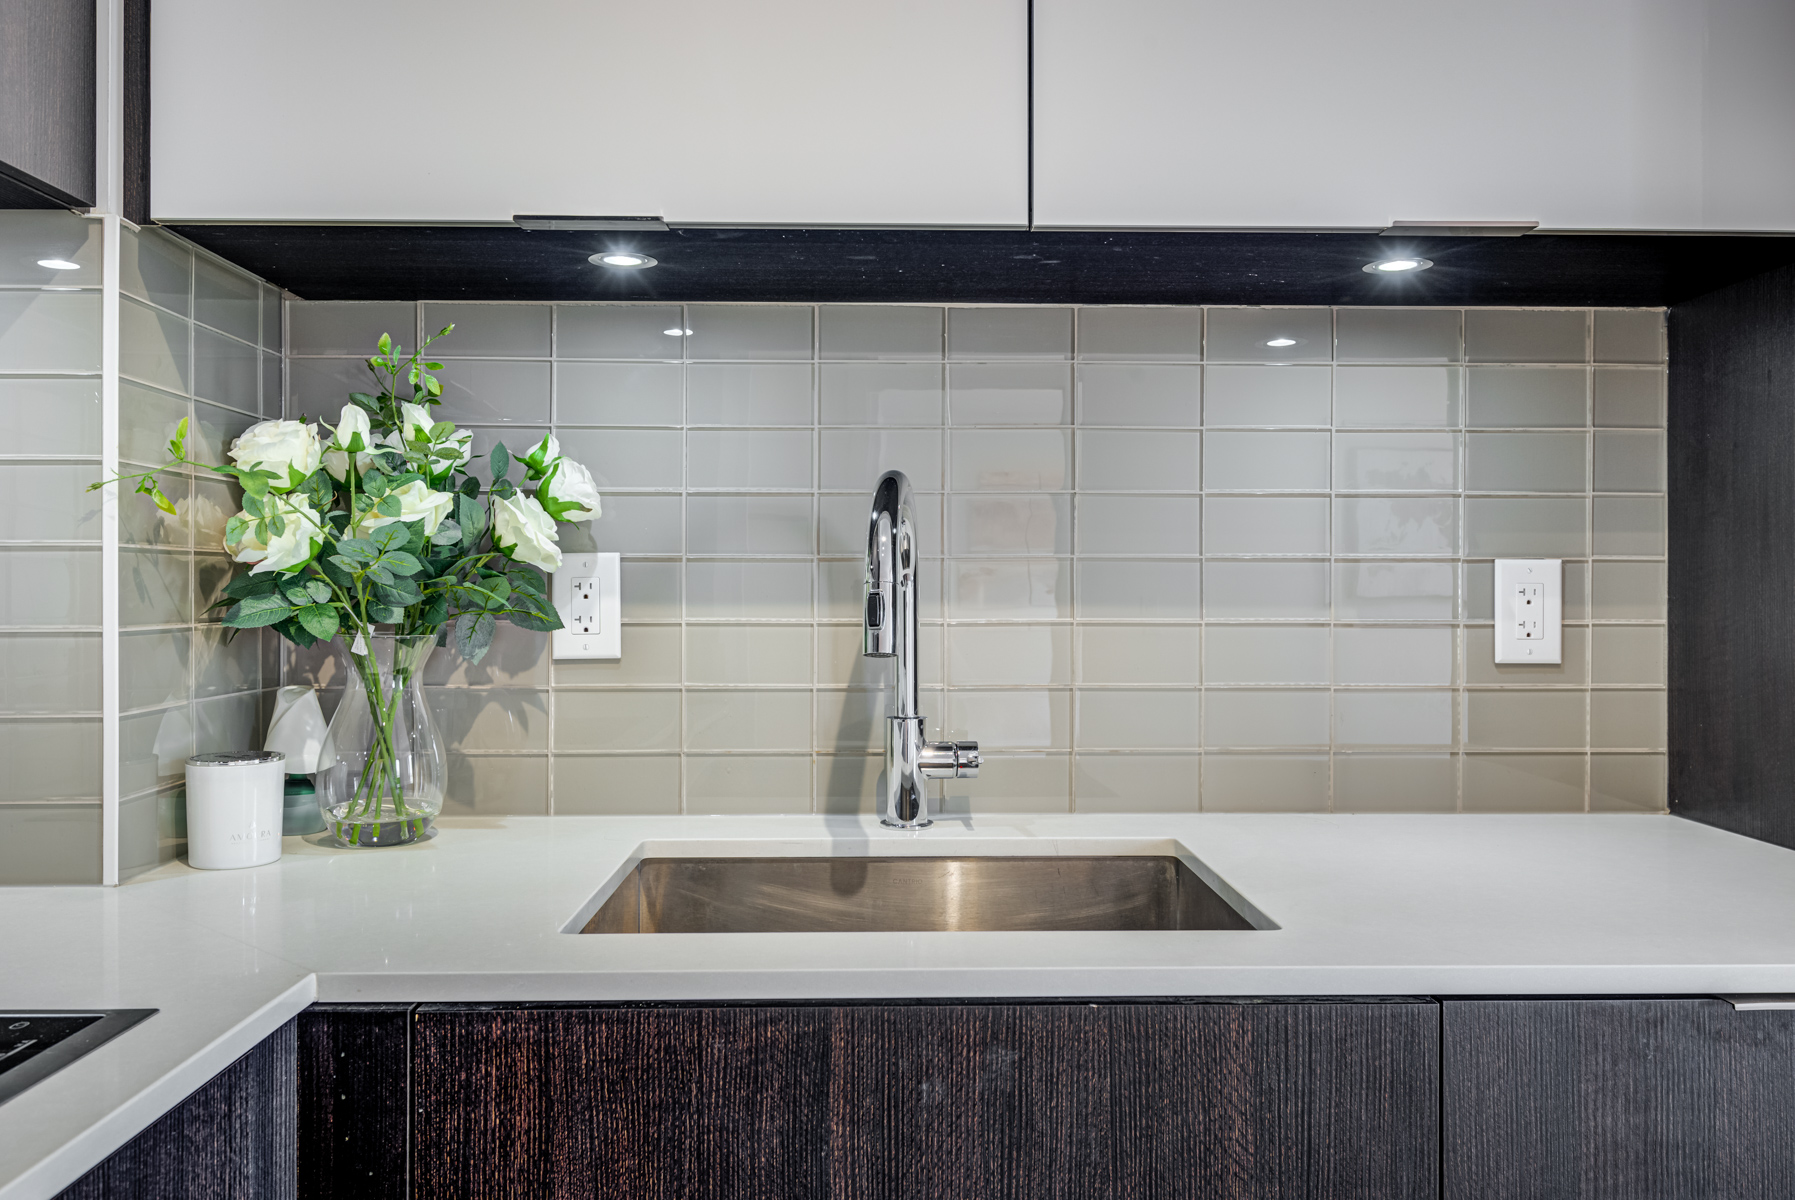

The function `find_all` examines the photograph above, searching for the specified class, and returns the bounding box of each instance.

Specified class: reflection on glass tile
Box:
[1204,561,1329,618]
[0,378,101,457]
[687,495,813,556]
[1593,431,1663,493]
[1201,754,1329,812]
[1334,755,1456,812]
[940,753,1072,813]
[0,212,100,287]
[1203,431,1329,491]
[1205,690,1329,748]
[688,430,813,490]
[1333,497,1457,557]
[1466,367,1586,428]
[685,561,812,620]
[822,428,942,491]
[1203,497,1329,555]
[120,548,192,627]
[948,308,1071,359]
[819,306,943,359]
[1464,498,1588,557]
[1074,363,1201,427]
[262,286,282,353]
[1334,366,1459,428]
[443,755,550,816]
[951,429,1069,491]
[1335,309,1461,363]
[556,361,683,426]
[820,492,941,555]
[1077,307,1203,361]
[193,327,259,414]
[1074,559,1202,619]
[946,625,1071,686]
[1463,754,1584,812]
[1335,626,1453,685]
[944,690,1070,749]
[193,258,261,343]
[1593,496,1664,556]
[433,359,552,426]
[285,358,366,423]
[1333,561,1454,620]
[121,227,190,315]
[558,427,683,490]
[1336,691,1453,746]
[949,494,1071,556]
[1593,368,1664,427]
[0,463,103,542]
[556,305,685,359]
[1593,310,1664,364]
[1078,690,1200,749]
[1334,433,1456,491]
[1204,624,1328,684]
[118,297,185,392]
[950,363,1072,424]
[1203,366,1330,426]
[422,303,550,357]
[1076,429,1200,492]
[1465,432,1588,493]
[686,306,813,360]
[1204,308,1332,363]
[289,301,416,357]
[821,363,942,425]
[1590,753,1666,811]
[1464,309,1587,363]
[687,691,812,751]
[950,559,1071,619]
[1078,495,1201,555]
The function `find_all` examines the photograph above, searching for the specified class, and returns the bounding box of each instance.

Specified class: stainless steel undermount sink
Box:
[579,856,1261,934]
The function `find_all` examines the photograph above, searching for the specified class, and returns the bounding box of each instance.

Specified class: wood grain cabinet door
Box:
[1443,998,1795,1200]
[412,1000,1438,1200]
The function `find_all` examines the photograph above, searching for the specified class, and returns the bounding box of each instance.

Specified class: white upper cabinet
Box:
[1033,0,1795,232]
[152,0,1028,226]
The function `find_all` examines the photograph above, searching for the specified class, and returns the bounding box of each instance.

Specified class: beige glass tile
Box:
[1464,625,1588,686]
[552,756,678,814]
[0,211,100,284]
[430,688,551,752]
[0,802,100,884]
[563,494,677,555]
[686,306,813,361]
[0,633,100,713]
[948,307,1071,360]
[422,303,549,357]
[1591,690,1665,749]
[444,754,550,816]
[815,690,892,754]
[946,624,1071,686]
[119,704,187,796]
[120,225,190,315]
[1590,753,1666,811]
[1334,433,1457,491]
[950,559,1071,620]
[1591,561,1665,620]
[432,359,552,425]
[687,495,812,556]
[820,362,943,425]
[1333,754,1456,812]
[1593,431,1663,493]
[820,557,938,623]
[1204,624,1328,685]
[1076,689,1200,749]
[118,470,188,549]
[1464,498,1588,557]
[822,428,942,492]
[1204,308,1332,363]
[1202,366,1330,427]
[1463,753,1585,812]
[554,689,681,751]
[1466,432,1587,493]
[1592,625,1665,686]
[288,301,414,357]
[1074,363,1201,426]
[820,493,941,556]
[1203,431,1329,491]
[1593,368,1664,428]
[943,689,1070,749]
[0,377,101,458]
[554,626,681,687]
[1334,366,1459,428]
[556,361,683,426]
[1593,310,1664,364]
[818,306,942,360]
[191,328,258,414]
[1201,754,1329,812]
[939,753,1072,814]
[1078,495,1202,556]
[815,753,882,813]
[556,305,686,360]
[1335,626,1453,685]
[685,756,812,814]
[685,625,812,685]
[1464,690,1585,749]
[0,717,101,802]
[1334,497,1457,557]
[1076,429,1201,492]
[686,690,812,751]
[189,398,255,466]
[119,549,190,627]
[1333,561,1452,620]
[1465,309,1587,363]
[1336,690,1453,747]
[1593,496,1664,556]
[1076,307,1203,361]
[553,427,682,491]
[1203,497,1328,556]
[948,494,1071,556]
[1466,367,1586,428]
[118,297,187,392]
[688,430,812,491]
[1335,309,1461,363]
[193,258,260,343]
[1462,561,1588,623]
[285,358,370,423]
[1204,690,1329,748]
[1075,559,1202,619]
[816,624,941,688]
[685,561,812,620]
[423,623,551,688]
[690,363,814,426]
[1073,754,1201,812]
[1076,625,1201,685]
[951,428,1069,491]
[949,363,1072,424]
[192,625,258,699]
[0,464,102,543]
[1204,561,1329,618]
[261,351,281,416]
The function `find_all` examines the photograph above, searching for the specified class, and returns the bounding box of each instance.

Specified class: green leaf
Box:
[242,492,265,518]
[370,524,409,551]
[272,614,319,649]
[223,574,280,601]
[505,593,562,633]
[269,511,286,538]
[416,594,450,630]
[490,442,510,482]
[478,573,512,606]
[299,468,335,508]
[506,567,547,597]
[377,332,393,355]
[305,579,333,604]
[436,324,454,338]
[430,518,462,546]
[296,604,340,641]
[223,596,291,628]
[320,555,355,589]
[379,551,423,576]
[453,612,497,663]
[368,604,405,625]
[372,577,422,606]
[167,416,190,459]
[280,582,313,606]
[366,564,395,586]
[375,494,403,519]
[456,494,487,544]
[459,475,481,498]
[337,538,379,562]
[426,362,444,372]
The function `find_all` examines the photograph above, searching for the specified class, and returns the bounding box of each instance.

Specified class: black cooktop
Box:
[0,1010,156,1106]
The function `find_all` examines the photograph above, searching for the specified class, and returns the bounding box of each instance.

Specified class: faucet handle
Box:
[920,739,980,780]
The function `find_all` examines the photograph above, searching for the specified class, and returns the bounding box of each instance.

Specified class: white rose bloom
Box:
[322,404,377,481]
[519,432,561,479]
[397,402,472,474]
[228,420,322,486]
[227,494,325,575]
[539,457,602,522]
[356,479,455,539]
[493,492,562,570]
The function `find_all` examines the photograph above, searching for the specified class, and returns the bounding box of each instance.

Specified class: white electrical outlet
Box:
[552,552,621,660]
[1494,559,1562,664]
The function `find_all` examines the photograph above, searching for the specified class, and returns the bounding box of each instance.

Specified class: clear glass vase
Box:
[317,633,445,847]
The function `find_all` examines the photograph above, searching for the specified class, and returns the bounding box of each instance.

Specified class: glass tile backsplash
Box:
[284,302,1667,816]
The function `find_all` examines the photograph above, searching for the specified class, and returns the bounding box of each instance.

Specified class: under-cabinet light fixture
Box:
[590,252,657,269]
[1265,337,1298,347]
[37,258,80,270]
[1363,257,1433,274]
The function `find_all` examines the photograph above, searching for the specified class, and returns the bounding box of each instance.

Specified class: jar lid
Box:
[188,751,285,767]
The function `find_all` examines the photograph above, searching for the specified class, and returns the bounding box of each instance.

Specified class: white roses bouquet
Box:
[96,326,600,665]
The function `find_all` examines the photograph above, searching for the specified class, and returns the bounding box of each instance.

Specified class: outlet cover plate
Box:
[1494,558,1562,664]
[552,552,621,660]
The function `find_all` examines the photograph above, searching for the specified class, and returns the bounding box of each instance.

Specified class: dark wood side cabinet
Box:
[1443,998,1795,1200]
[296,1004,411,1199]
[0,0,95,207]
[410,999,1440,1200]
[54,1019,296,1200]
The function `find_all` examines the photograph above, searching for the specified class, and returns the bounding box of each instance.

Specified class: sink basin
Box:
[579,856,1259,934]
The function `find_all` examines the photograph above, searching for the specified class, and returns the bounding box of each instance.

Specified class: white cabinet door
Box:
[1034,0,1795,232]
[152,0,1028,227]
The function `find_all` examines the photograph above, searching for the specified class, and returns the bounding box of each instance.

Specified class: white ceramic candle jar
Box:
[185,751,286,870]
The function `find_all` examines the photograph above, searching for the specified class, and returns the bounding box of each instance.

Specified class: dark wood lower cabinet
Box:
[296,1004,412,1199]
[1443,998,1795,1200]
[410,999,1441,1200]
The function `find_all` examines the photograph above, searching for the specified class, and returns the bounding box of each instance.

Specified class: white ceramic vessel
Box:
[184,751,285,870]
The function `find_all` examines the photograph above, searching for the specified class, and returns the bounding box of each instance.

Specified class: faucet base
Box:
[879,817,934,830]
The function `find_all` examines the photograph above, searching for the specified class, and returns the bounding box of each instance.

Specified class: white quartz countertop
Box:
[7,811,1795,1198]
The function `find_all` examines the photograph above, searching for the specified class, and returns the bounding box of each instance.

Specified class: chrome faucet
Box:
[863,470,979,828]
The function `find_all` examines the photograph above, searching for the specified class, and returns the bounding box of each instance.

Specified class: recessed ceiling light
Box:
[1265,337,1298,348]
[591,252,657,269]
[663,327,693,337]
[1363,257,1433,274]
[37,258,80,271]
